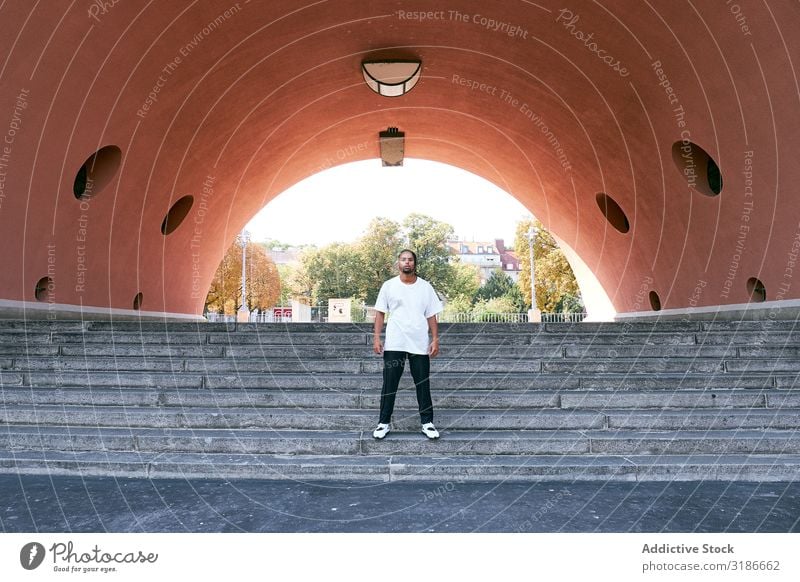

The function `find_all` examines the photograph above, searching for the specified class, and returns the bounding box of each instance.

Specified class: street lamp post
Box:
[527,224,541,323]
[237,230,251,322]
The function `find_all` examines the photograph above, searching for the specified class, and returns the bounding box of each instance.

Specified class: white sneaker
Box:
[373,423,390,439]
[421,422,439,439]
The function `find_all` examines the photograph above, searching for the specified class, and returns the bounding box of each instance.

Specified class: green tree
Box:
[355,217,403,303]
[472,296,520,321]
[555,293,584,313]
[302,243,365,305]
[474,269,526,312]
[291,213,465,307]
[514,218,582,312]
[403,213,455,294]
[442,294,473,317]
[447,262,481,304]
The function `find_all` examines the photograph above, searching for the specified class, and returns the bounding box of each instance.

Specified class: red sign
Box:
[272,308,292,318]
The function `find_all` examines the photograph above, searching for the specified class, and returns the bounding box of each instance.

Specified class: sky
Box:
[245,159,532,247]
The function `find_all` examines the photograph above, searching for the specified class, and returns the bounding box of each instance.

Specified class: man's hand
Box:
[373,311,385,355]
[428,337,439,358]
[427,315,440,358]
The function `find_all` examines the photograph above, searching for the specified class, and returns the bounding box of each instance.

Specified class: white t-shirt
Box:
[375,276,443,355]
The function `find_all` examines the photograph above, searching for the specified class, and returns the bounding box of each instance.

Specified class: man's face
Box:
[398,252,416,274]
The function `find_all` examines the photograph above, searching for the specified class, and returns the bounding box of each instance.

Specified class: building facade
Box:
[447,238,521,285]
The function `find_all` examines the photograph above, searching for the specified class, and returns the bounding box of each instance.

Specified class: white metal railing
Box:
[205,309,587,324]
[541,312,587,323]
[439,312,587,323]
[205,311,293,323]
[204,307,369,323]
[439,312,529,323]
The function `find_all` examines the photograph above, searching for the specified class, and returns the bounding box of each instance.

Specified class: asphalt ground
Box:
[2,475,799,533]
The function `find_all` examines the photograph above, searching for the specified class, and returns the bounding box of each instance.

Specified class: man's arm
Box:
[373,311,385,354]
[427,315,439,357]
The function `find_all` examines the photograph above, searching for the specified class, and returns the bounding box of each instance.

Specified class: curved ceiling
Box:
[0,1,797,317]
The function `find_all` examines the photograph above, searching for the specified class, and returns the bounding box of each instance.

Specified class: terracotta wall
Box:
[0,1,797,317]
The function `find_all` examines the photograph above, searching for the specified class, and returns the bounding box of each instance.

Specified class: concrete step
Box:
[697,331,800,344]
[440,333,702,345]
[0,387,559,409]
[13,370,792,390]
[224,345,568,359]
[9,358,186,372]
[50,332,221,345]
[3,426,800,456]
[59,319,799,334]
[698,320,800,331]
[737,346,800,358]
[24,371,205,388]
[563,345,737,358]
[60,345,226,357]
[573,375,783,390]
[363,430,800,456]
[206,373,787,391]
[0,370,23,385]
[78,321,703,333]
[0,387,364,408]
[541,359,723,374]
[186,358,542,374]
[0,406,607,430]
[726,359,800,372]
[51,344,570,359]
[0,321,87,332]
[5,319,800,484]
[41,330,723,347]
[558,390,789,409]
[3,450,799,482]
[775,377,800,388]
[8,355,800,376]
[606,409,800,430]
[5,405,800,431]
[84,321,237,332]
[0,333,51,344]
[0,426,363,455]
[1,317,796,332]
[4,387,797,410]
[19,328,800,348]
[0,346,60,356]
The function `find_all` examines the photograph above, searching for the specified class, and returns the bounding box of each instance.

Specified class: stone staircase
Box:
[1,319,799,482]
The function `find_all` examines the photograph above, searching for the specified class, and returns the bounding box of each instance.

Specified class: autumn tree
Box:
[205,237,281,314]
[514,218,582,312]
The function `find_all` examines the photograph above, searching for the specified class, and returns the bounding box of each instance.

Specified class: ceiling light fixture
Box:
[379,127,405,166]
[362,60,422,97]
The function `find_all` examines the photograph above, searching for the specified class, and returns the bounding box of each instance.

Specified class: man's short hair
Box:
[397,249,417,263]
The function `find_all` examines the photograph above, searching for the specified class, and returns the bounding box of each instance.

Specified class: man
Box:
[372,249,443,440]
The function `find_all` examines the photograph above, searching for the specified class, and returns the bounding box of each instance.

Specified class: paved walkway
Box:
[2,475,799,532]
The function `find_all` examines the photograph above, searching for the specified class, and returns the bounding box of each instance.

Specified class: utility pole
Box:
[527,224,541,323]
[237,230,251,322]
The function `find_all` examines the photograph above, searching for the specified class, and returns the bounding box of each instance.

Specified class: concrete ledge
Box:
[0,299,204,322]
[3,451,800,482]
[615,298,800,322]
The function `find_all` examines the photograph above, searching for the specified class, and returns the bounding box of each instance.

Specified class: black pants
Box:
[379,351,433,424]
